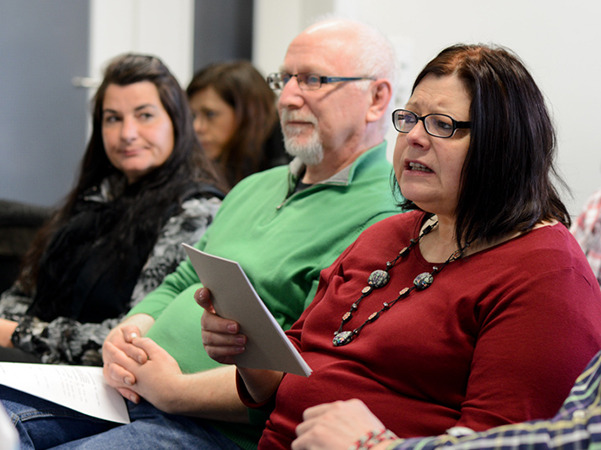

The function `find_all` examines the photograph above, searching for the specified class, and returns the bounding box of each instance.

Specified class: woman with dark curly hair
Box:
[0,53,226,365]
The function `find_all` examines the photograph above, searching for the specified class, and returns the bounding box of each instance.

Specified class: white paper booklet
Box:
[0,363,130,424]
[183,244,312,377]
[0,402,18,449]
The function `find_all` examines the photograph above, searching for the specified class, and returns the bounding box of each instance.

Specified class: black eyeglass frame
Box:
[392,108,471,139]
[267,72,376,91]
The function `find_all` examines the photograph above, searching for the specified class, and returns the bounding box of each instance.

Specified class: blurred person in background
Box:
[187,60,290,188]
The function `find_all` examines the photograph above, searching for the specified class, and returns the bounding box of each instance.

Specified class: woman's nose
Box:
[120,117,138,142]
[193,116,206,135]
[405,121,430,150]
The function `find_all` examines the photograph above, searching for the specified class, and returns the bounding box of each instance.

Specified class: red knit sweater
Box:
[256,211,601,449]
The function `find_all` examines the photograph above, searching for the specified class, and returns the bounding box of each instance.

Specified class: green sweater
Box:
[127,142,402,449]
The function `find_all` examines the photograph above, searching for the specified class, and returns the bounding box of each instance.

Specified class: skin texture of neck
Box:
[418,215,459,263]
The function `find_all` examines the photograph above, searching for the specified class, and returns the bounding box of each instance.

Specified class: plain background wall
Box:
[92,0,253,96]
[254,0,601,217]
[0,1,90,207]
[90,0,194,89]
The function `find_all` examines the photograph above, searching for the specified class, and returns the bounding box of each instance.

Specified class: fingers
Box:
[116,327,147,365]
[200,307,240,334]
[293,399,385,450]
[120,324,141,343]
[130,336,165,360]
[194,287,215,312]
[202,332,247,365]
[201,312,246,365]
[197,287,242,336]
[117,387,140,404]
[196,287,247,364]
[103,324,148,367]
[295,401,343,437]
[103,341,138,388]
[118,325,148,363]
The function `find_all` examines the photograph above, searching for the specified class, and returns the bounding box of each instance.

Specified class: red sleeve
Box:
[457,266,601,430]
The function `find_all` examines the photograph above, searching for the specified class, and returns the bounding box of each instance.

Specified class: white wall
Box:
[89,0,194,88]
[254,0,601,217]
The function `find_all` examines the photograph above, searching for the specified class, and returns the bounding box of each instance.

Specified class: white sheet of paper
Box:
[0,402,18,450]
[0,363,130,424]
[183,244,312,377]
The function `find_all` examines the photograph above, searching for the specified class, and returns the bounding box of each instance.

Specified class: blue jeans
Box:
[1,386,242,449]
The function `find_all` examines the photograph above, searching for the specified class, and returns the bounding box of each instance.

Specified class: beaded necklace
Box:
[332,219,469,347]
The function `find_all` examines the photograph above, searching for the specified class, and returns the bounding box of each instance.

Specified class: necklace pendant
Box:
[368,269,390,289]
[413,272,434,290]
[332,221,445,346]
[333,331,353,346]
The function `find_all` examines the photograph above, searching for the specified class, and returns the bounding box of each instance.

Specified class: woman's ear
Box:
[365,79,392,123]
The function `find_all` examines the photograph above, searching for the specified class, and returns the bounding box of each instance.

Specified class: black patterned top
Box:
[0,180,221,365]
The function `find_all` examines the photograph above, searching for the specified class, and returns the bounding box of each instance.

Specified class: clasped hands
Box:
[101,318,183,411]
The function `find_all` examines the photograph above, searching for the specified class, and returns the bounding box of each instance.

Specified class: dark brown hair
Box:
[18,53,226,292]
[187,60,288,187]
[396,44,569,247]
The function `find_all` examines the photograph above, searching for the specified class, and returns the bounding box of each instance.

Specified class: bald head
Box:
[297,18,398,95]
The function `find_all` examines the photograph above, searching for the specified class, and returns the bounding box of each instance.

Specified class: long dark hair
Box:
[186,60,288,187]
[18,53,226,293]
[396,44,569,247]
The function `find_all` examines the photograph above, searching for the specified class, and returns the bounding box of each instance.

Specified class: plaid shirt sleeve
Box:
[387,350,601,450]
[571,189,601,285]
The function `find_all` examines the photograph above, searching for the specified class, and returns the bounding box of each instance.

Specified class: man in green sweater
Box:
[3,18,403,450]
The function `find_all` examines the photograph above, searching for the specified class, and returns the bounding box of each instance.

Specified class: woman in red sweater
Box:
[200,43,601,450]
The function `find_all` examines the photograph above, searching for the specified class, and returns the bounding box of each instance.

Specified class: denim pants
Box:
[1,386,242,449]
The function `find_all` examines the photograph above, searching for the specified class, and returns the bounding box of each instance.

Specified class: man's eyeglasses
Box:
[267,72,375,91]
[392,109,471,138]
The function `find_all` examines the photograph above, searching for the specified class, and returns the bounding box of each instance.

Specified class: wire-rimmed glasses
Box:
[267,72,375,91]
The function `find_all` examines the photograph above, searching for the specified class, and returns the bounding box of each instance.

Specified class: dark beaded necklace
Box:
[332,219,468,347]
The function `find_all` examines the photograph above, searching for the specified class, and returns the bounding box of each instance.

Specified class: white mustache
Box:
[280,109,318,125]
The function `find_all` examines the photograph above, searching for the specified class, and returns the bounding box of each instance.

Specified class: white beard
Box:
[280,110,324,166]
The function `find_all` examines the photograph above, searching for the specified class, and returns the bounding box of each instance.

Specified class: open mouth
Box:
[408,162,433,173]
